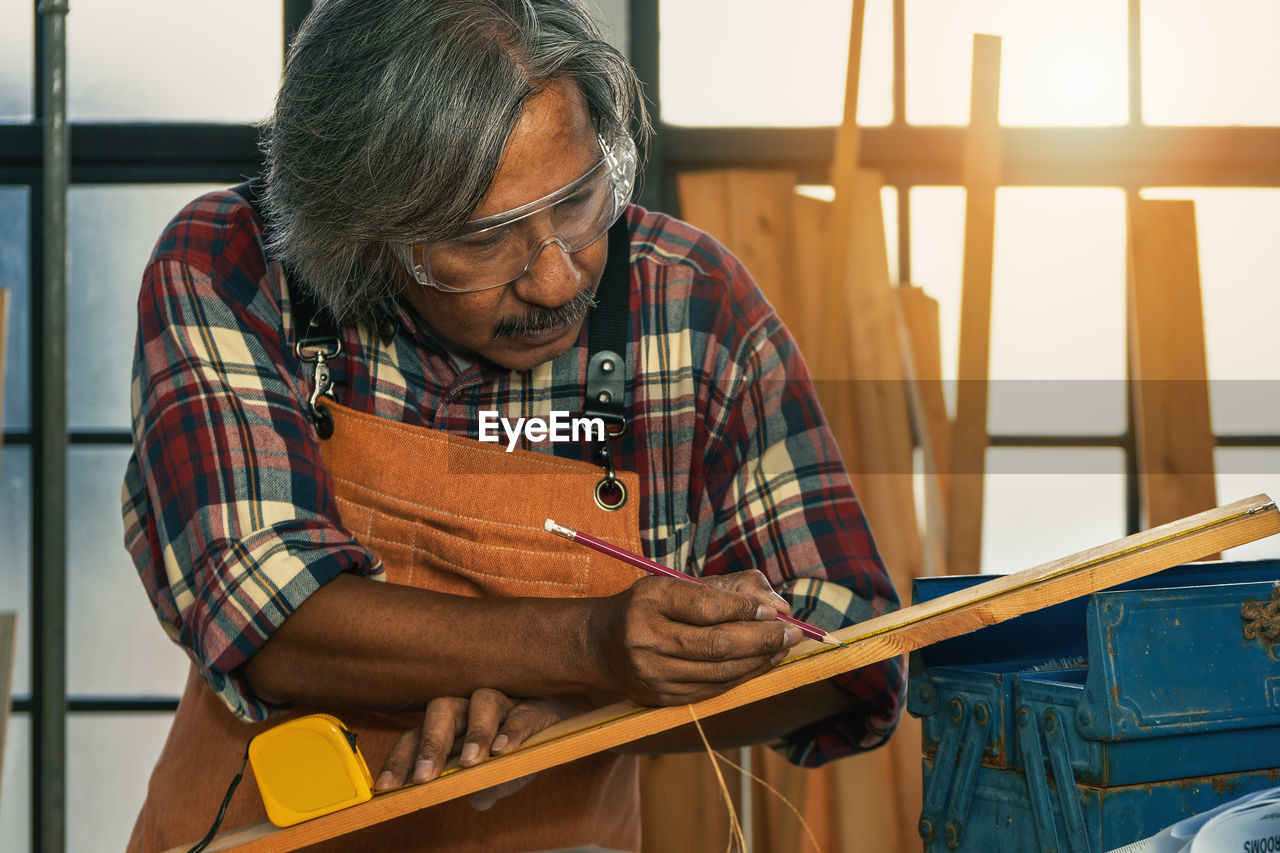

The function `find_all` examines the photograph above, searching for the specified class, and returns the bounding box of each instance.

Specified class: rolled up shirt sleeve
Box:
[122,193,379,722]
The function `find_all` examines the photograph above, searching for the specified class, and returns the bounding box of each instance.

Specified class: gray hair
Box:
[261,0,651,327]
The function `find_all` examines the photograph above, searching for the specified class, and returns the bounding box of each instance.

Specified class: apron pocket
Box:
[333,491,592,598]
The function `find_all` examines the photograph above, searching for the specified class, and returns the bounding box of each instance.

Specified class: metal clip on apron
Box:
[295,330,340,439]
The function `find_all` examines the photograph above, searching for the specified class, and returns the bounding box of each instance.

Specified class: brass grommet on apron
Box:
[592,434,628,510]
[594,474,628,511]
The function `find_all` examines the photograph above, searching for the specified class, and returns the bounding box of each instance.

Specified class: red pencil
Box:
[543,518,842,647]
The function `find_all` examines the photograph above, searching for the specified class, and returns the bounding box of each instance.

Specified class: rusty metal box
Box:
[909,560,1280,852]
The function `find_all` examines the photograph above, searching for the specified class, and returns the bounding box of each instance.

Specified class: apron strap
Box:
[583,216,631,431]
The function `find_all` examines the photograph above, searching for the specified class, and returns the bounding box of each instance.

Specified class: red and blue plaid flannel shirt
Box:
[122,190,904,766]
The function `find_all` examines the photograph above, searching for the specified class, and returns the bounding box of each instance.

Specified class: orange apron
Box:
[129,400,647,852]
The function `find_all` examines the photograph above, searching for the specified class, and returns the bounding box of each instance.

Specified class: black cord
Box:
[186,741,252,853]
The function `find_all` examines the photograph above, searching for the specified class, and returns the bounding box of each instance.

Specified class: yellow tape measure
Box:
[248,714,374,827]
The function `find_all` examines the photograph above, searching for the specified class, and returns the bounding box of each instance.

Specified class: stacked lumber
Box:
[946,34,1002,578]
[1128,199,1219,531]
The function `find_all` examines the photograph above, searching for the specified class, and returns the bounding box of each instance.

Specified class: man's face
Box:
[401,79,609,372]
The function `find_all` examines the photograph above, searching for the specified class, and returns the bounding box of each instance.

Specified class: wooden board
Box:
[675,169,810,852]
[831,169,924,849]
[179,494,1280,852]
[676,169,802,342]
[677,173,910,851]
[947,33,1003,577]
[790,191,834,362]
[1128,198,1218,530]
[896,284,951,576]
[837,170,921,600]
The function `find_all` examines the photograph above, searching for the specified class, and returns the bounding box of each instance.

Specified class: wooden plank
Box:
[896,284,951,576]
[679,175,902,853]
[790,191,833,362]
[751,747,833,853]
[838,170,921,599]
[833,748,901,852]
[673,170,733,248]
[1128,198,1218,530]
[828,0,868,226]
[823,4,918,835]
[947,33,1003,577]
[676,169,802,340]
[181,497,1280,852]
[672,170,811,853]
[832,170,923,850]
[637,753,736,852]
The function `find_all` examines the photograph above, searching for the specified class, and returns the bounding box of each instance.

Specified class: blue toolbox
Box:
[909,559,1280,852]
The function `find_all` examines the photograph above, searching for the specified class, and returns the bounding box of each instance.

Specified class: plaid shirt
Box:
[122,190,904,767]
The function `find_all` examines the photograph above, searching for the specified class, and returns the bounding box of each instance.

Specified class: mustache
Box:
[492,288,599,340]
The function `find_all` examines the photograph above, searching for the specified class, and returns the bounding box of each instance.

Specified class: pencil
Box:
[543,518,843,647]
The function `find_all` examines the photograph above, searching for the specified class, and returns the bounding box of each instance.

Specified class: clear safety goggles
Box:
[406,134,636,293]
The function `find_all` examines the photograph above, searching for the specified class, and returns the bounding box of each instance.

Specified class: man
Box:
[123,1,904,850]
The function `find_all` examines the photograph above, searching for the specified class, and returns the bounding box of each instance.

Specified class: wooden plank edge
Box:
[185,494,1279,852]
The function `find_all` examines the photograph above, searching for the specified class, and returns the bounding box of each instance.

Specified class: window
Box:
[2,4,288,847]
[652,0,1280,569]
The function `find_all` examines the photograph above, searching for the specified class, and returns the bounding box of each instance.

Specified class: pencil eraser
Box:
[543,518,555,532]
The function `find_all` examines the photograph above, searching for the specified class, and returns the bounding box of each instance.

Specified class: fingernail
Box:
[771,650,789,665]
[460,742,480,765]
[755,604,775,621]
[782,626,802,646]
[492,735,510,753]
[375,771,395,791]
[412,759,434,784]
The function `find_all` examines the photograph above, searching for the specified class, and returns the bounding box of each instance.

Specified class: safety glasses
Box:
[405,134,636,292]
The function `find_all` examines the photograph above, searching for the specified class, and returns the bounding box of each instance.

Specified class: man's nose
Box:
[512,237,582,306]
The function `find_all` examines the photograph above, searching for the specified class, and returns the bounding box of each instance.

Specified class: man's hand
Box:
[373,687,568,809]
[590,569,803,706]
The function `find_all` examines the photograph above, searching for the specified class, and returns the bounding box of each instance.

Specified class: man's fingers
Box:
[492,701,565,754]
[374,728,420,791]
[664,619,800,663]
[460,688,515,767]
[704,570,792,615]
[669,583,765,627]
[646,574,789,629]
[414,696,468,783]
[620,649,789,705]
[632,652,783,705]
